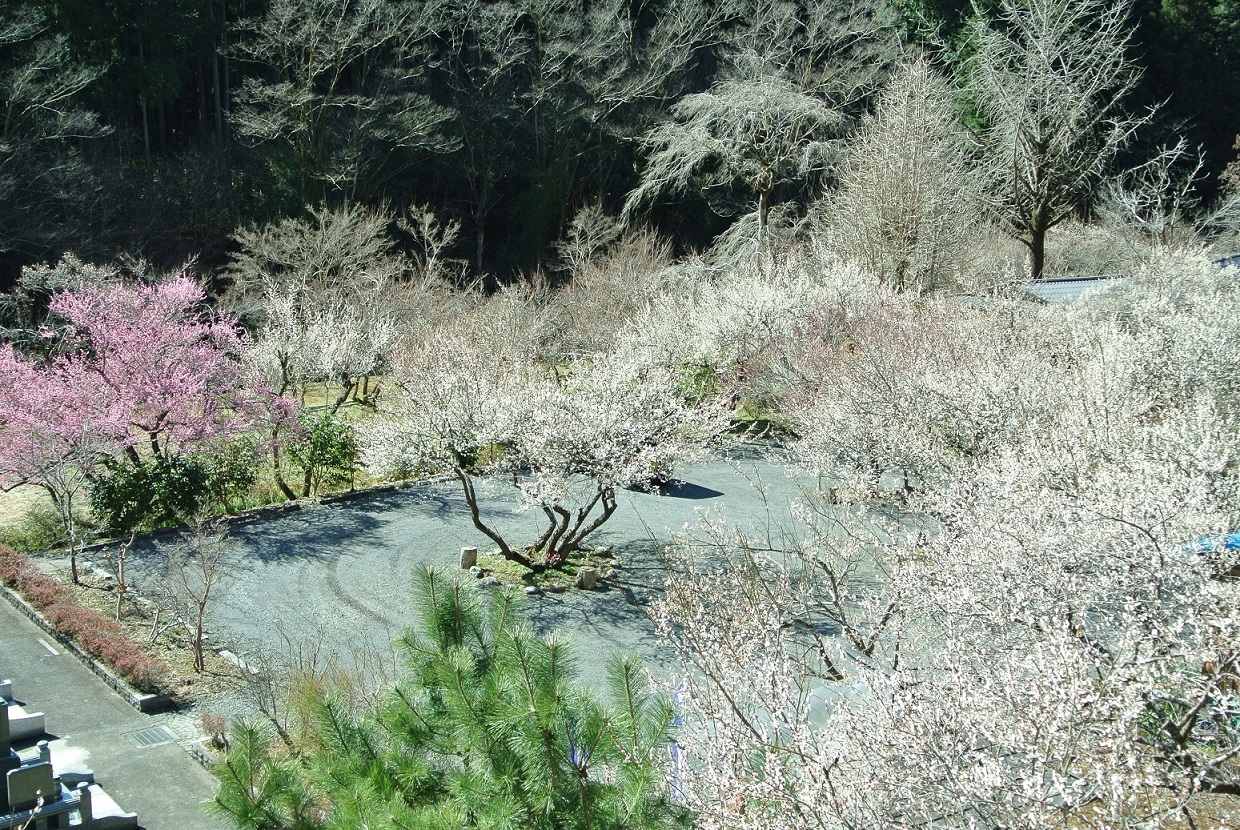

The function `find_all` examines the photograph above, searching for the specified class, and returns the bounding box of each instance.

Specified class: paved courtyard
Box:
[122,446,816,689]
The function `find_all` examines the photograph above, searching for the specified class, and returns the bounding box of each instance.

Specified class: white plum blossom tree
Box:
[653,249,1240,828]
[229,205,405,409]
[361,292,726,572]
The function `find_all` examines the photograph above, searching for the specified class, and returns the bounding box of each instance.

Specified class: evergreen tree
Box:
[212,567,690,829]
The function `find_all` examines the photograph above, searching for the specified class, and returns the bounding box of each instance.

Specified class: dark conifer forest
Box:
[1,0,1237,285]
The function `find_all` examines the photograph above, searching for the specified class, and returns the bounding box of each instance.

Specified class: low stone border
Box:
[189,737,221,770]
[1,586,174,713]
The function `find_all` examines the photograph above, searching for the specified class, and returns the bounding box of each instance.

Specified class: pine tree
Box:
[212,567,690,829]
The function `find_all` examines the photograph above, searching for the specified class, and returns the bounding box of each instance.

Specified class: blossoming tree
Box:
[0,268,284,577]
[652,250,1240,827]
[361,292,725,572]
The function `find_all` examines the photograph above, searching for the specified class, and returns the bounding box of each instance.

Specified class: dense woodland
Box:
[1,0,1239,285]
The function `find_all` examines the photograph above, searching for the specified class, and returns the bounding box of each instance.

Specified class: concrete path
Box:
[0,597,226,830]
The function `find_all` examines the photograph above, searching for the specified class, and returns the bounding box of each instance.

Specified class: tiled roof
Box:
[1018,275,1126,304]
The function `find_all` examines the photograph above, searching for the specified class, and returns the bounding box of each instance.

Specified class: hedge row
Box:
[0,545,168,693]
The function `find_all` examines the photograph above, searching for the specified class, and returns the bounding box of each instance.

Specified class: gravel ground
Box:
[113,447,817,697]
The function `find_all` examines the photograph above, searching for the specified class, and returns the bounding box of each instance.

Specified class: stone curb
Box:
[0,586,174,713]
[188,738,221,770]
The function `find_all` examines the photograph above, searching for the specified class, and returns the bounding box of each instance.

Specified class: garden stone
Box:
[576,567,599,590]
[460,547,478,569]
[469,565,483,577]
[478,577,501,588]
[524,585,542,596]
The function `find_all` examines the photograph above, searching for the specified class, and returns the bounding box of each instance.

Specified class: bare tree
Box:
[157,517,233,673]
[1096,139,1205,251]
[229,204,405,410]
[229,0,453,206]
[717,0,898,108]
[236,623,399,753]
[968,0,1146,279]
[823,58,981,291]
[0,6,108,258]
[97,533,136,621]
[625,55,843,245]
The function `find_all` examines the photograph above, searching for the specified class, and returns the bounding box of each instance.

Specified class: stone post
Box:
[78,781,94,826]
[0,699,9,756]
[460,547,478,569]
[576,567,598,590]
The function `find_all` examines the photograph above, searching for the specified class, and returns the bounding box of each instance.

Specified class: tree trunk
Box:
[139,41,152,175]
[1028,226,1047,281]
[757,189,770,245]
[475,214,486,274]
[1027,202,1051,280]
[455,469,540,571]
[270,442,297,501]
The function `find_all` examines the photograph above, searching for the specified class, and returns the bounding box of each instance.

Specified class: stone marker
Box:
[77,781,93,818]
[7,761,54,811]
[460,547,478,569]
[576,567,598,590]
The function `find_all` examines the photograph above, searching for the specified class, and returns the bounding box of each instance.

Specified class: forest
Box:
[5,0,1240,827]
[1,0,1238,284]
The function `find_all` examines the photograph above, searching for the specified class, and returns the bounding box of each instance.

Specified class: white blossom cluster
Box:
[653,249,1240,827]
[361,293,728,564]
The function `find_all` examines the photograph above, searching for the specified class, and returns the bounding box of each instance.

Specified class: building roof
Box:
[1017,275,1127,304]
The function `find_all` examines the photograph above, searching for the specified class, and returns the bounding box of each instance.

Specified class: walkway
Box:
[123,448,815,690]
[0,597,225,830]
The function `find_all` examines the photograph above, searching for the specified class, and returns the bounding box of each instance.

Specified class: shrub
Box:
[90,446,261,533]
[0,545,168,692]
[285,412,358,497]
[0,544,31,586]
[20,573,68,610]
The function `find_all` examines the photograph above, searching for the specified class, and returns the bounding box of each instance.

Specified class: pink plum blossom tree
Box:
[46,275,280,461]
[0,344,127,581]
[0,268,286,578]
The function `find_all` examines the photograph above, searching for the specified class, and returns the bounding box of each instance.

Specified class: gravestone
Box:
[0,700,20,807]
[6,761,54,811]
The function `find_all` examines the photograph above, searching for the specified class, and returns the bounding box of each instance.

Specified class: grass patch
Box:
[0,501,65,554]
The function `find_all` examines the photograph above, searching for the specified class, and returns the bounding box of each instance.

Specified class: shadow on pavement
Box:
[650,479,725,500]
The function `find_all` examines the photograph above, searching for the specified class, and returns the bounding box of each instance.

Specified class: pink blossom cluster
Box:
[0,275,286,491]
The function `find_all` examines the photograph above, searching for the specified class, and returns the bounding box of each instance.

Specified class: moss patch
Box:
[477,547,616,590]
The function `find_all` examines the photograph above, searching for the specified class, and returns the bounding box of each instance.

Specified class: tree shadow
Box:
[648,479,724,500]
[518,537,686,681]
